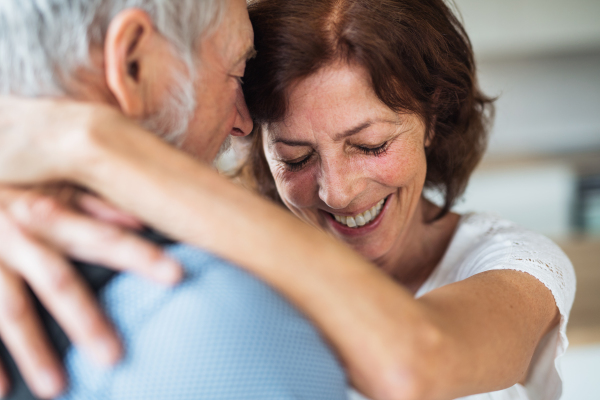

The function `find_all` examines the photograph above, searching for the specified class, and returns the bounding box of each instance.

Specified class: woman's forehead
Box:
[286,62,373,106]
[275,66,397,127]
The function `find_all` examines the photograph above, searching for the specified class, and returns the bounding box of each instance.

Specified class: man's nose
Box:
[231,84,253,137]
[317,157,363,210]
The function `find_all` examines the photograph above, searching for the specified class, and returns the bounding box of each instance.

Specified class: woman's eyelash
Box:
[284,155,312,172]
[357,141,389,156]
[283,142,389,172]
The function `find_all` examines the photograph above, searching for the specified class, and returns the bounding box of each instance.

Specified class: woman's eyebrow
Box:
[333,118,398,141]
[269,118,400,147]
[270,137,313,147]
[333,121,373,141]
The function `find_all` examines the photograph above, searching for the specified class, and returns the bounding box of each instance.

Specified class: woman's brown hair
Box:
[239,0,494,218]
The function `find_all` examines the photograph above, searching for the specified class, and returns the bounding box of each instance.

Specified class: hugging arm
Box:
[0,98,561,400]
[0,184,184,398]
[0,97,185,398]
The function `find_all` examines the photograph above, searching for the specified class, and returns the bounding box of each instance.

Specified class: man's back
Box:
[58,244,347,400]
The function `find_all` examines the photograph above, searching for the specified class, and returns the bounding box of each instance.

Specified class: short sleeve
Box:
[456,215,576,400]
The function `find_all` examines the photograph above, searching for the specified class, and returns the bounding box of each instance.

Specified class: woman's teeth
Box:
[333,199,385,228]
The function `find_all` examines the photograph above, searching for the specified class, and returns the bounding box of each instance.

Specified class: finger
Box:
[0,213,123,368]
[8,193,182,284]
[0,360,11,398]
[76,193,143,230]
[36,184,142,231]
[0,265,65,398]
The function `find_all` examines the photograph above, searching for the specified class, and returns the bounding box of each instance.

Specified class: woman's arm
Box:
[77,123,560,400]
[0,98,559,400]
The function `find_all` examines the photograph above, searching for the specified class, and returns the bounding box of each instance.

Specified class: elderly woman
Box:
[0,0,575,399]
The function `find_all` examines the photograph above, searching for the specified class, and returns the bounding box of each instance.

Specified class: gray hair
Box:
[0,0,224,97]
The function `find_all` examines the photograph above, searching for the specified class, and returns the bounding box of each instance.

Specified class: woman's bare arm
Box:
[75,122,559,400]
[0,98,559,399]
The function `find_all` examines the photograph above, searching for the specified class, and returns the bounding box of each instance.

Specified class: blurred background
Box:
[452,0,600,398]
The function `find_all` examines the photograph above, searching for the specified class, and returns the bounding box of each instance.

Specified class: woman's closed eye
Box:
[282,153,313,172]
[356,141,390,157]
[281,141,390,172]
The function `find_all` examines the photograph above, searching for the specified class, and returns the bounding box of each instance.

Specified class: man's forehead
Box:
[233,13,255,63]
[222,0,254,62]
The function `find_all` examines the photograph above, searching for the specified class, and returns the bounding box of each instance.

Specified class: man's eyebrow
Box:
[235,45,257,65]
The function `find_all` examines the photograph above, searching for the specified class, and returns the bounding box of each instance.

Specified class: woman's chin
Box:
[350,241,392,264]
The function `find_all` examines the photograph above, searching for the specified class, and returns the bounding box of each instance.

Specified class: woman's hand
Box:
[0,96,136,185]
[0,184,182,398]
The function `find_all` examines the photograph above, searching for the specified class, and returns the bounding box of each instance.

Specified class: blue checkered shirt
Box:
[58,244,348,400]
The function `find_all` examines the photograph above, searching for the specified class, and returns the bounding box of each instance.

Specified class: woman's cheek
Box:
[368,145,425,188]
[272,165,319,209]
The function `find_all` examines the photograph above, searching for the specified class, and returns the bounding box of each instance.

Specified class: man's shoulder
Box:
[98,244,265,334]
[61,244,348,400]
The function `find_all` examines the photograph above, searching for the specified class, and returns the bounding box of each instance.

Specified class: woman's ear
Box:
[425,88,442,147]
[104,9,157,118]
[425,115,436,148]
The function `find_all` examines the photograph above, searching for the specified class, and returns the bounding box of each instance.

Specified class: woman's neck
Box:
[375,198,460,294]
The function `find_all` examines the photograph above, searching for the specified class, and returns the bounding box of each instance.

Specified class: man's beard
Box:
[141,67,232,162]
[141,68,196,147]
[215,134,232,159]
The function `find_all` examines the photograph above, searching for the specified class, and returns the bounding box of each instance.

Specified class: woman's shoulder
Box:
[427,212,576,313]
[455,212,573,272]
[422,212,575,293]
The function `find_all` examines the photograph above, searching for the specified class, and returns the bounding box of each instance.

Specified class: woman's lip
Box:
[323,194,392,237]
[325,200,383,217]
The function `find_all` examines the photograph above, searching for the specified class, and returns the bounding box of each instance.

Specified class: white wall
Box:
[454,0,600,156]
[445,0,600,236]
[478,52,600,156]
[454,0,600,58]
[454,163,576,238]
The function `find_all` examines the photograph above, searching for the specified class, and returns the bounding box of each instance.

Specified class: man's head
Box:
[0,0,254,163]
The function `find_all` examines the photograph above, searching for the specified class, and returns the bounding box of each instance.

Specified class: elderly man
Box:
[0,0,346,399]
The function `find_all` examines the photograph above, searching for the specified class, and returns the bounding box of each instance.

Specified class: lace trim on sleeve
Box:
[462,213,576,320]
[461,213,577,400]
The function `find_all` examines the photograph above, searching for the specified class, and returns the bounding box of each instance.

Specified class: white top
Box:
[348,213,576,400]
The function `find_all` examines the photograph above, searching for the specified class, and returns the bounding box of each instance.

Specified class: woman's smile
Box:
[322,194,391,236]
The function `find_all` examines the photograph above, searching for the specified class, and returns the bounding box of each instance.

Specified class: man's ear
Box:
[104,9,156,118]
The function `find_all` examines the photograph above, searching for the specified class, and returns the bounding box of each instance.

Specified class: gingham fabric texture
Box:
[58,244,348,400]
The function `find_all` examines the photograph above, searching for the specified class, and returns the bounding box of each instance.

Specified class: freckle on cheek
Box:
[282,176,315,206]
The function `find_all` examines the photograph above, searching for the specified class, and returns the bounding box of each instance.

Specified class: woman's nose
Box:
[317,158,363,210]
[231,84,253,137]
